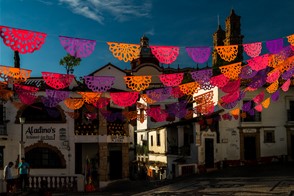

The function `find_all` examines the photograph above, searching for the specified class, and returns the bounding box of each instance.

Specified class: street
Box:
[49,162,294,196]
[133,162,294,196]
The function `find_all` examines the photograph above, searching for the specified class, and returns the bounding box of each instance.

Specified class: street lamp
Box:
[19,117,26,162]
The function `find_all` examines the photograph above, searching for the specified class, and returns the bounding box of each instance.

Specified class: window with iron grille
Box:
[264,130,275,143]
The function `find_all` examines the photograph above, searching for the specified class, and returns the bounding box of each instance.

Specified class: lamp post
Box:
[19,117,26,162]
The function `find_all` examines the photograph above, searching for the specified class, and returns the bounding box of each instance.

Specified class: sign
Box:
[25,126,57,140]
[243,128,256,133]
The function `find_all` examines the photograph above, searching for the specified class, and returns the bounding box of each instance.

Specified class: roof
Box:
[87,62,127,76]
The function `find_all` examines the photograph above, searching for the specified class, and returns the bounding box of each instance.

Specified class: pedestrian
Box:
[18,157,30,191]
[3,161,14,193]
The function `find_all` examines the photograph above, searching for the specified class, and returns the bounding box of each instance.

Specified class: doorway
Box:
[205,138,214,168]
[109,150,122,180]
[244,136,256,160]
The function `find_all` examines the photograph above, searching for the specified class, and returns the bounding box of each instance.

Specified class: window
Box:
[241,100,261,122]
[287,101,294,121]
[157,133,161,146]
[0,146,3,169]
[264,130,275,143]
[0,105,6,135]
[150,135,153,146]
[26,147,65,168]
[140,134,143,141]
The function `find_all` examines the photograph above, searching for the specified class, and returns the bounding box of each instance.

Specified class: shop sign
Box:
[25,126,57,140]
[243,128,256,133]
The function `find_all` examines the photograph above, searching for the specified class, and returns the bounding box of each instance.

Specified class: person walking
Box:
[3,161,14,193]
[18,157,30,191]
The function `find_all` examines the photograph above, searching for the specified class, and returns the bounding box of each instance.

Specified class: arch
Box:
[25,141,66,168]
[15,101,66,124]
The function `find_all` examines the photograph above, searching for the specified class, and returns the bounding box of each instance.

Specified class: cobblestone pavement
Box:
[48,162,294,196]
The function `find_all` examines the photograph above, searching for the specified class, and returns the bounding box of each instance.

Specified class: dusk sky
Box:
[0,0,293,77]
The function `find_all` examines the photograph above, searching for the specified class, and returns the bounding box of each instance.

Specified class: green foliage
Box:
[59,54,81,74]
[136,145,148,155]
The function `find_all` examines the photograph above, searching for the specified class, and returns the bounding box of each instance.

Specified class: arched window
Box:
[25,142,66,169]
[20,102,65,123]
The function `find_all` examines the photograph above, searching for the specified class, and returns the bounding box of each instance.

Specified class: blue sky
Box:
[0,0,293,77]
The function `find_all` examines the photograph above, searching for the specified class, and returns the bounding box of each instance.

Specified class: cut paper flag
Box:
[14,84,39,105]
[266,80,279,94]
[266,69,281,83]
[220,79,240,93]
[0,65,32,83]
[64,98,84,110]
[42,89,70,108]
[124,76,152,91]
[140,94,156,104]
[230,108,240,117]
[254,104,263,112]
[247,54,269,71]
[287,34,294,46]
[150,46,179,64]
[42,72,74,90]
[107,42,140,62]
[281,79,291,92]
[179,82,200,96]
[0,26,47,54]
[146,87,172,102]
[239,65,257,79]
[219,62,242,80]
[77,92,102,104]
[185,46,211,63]
[159,73,184,87]
[210,74,230,88]
[146,106,168,122]
[215,45,238,62]
[84,76,115,92]
[110,92,139,107]
[59,36,96,58]
[262,98,270,109]
[266,38,283,54]
[253,91,264,104]
[271,90,280,102]
[243,42,262,58]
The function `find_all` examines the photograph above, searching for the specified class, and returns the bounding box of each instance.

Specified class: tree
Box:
[59,54,81,74]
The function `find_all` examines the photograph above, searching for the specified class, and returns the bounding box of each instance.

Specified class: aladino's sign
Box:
[25,126,56,140]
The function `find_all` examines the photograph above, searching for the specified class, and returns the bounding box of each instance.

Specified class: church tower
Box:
[212,25,226,71]
[212,9,244,75]
[224,9,244,63]
[130,35,160,71]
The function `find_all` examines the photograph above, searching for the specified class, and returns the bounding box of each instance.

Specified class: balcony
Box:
[74,123,98,135]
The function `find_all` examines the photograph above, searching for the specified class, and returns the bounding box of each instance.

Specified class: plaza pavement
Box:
[15,161,293,195]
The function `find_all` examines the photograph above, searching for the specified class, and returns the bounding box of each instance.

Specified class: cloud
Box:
[145,28,155,36]
[59,0,152,24]
[37,0,54,5]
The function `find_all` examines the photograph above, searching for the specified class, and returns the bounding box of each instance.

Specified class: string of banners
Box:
[0,25,294,123]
